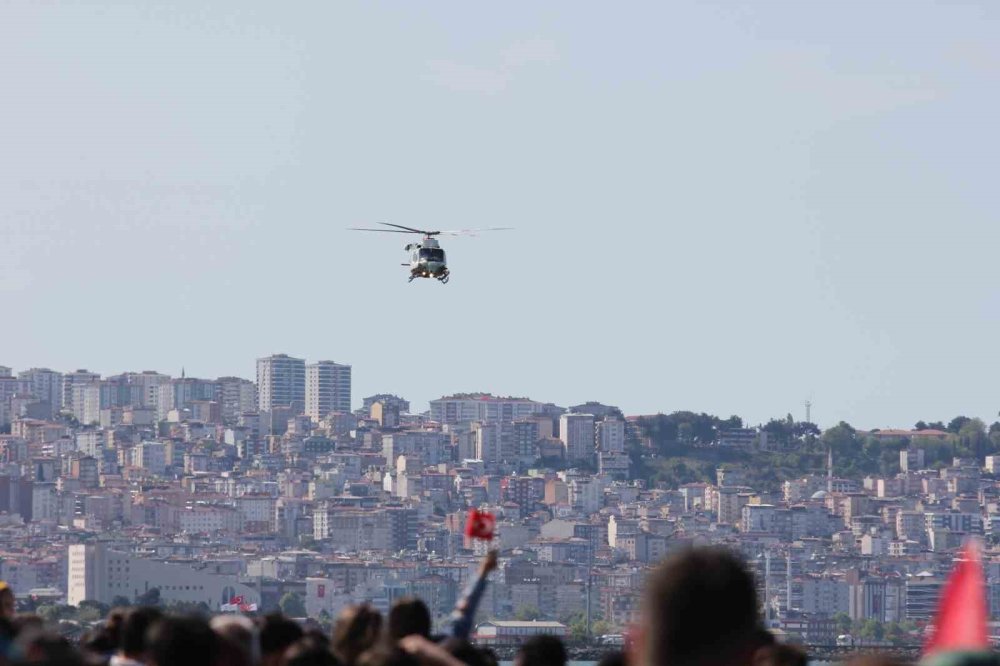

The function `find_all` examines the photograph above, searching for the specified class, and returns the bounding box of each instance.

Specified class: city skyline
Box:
[4,1,1000,429]
[4,356,999,431]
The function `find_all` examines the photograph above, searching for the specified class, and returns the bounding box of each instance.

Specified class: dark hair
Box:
[260,613,305,657]
[86,608,127,655]
[517,635,567,666]
[332,604,382,666]
[146,615,218,666]
[0,616,14,642]
[216,633,252,666]
[644,547,760,666]
[18,631,85,666]
[597,650,626,666]
[302,628,331,648]
[284,636,341,666]
[387,598,431,642]
[757,644,808,666]
[355,646,419,666]
[120,607,163,657]
[0,586,15,617]
[479,647,498,666]
[12,614,44,635]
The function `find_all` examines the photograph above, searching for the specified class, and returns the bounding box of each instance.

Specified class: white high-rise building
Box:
[137,371,172,409]
[597,417,626,453]
[218,377,257,423]
[257,354,306,413]
[63,370,100,413]
[71,383,101,425]
[560,413,596,463]
[157,377,218,418]
[305,361,352,420]
[472,422,515,467]
[18,368,63,410]
[430,394,547,424]
[0,371,29,427]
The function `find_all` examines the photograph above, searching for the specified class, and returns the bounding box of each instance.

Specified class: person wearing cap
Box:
[0,581,15,620]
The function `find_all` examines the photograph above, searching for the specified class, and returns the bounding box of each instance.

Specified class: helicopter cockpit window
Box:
[419,248,445,262]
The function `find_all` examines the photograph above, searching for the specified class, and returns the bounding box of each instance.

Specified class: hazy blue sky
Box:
[2,2,998,428]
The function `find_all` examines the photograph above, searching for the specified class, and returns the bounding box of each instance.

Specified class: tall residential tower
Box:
[256,354,306,413]
[305,361,352,420]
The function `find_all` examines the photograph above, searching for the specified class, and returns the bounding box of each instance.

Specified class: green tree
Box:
[948,416,972,434]
[111,596,132,608]
[859,619,885,641]
[514,606,541,621]
[833,612,852,635]
[958,418,989,459]
[568,616,589,644]
[317,609,333,633]
[592,620,614,636]
[166,600,211,615]
[77,606,102,622]
[885,622,905,645]
[279,592,307,617]
[79,600,110,616]
[36,604,75,623]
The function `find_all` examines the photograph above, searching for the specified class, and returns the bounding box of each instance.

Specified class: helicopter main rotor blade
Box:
[348,227,418,234]
[378,222,435,234]
[437,227,515,237]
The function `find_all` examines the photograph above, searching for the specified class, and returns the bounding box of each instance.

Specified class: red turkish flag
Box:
[464,509,495,541]
[925,540,989,655]
[230,595,245,605]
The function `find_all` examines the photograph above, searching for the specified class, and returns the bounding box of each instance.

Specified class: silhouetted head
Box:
[145,615,218,666]
[120,607,163,659]
[332,605,382,666]
[754,643,808,666]
[15,630,84,666]
[640,547,762,666]
[387,598,431,643]
[260,613,304,666]
[86,608,127,655]
[598,650,626,666]
[282,635,340,666]
[212,614,259,665]
[355,645,419,666]
[515,636,567,666]
[0,583,15,620]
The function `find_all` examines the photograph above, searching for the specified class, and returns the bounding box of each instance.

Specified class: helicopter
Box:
[348,222,512,283]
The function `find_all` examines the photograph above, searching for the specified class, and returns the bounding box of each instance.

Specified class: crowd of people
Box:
[0,547,908,666]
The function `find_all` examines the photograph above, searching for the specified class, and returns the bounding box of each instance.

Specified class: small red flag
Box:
[464,509,496,541]
[925,540,989,655]
[230,595,245,605]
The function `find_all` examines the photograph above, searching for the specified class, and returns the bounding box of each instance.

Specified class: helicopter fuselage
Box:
[405,237,449,283]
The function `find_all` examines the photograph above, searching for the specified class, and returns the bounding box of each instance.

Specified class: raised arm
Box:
[447,550,498,640]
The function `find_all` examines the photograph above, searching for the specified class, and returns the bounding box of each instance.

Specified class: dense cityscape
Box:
[2,354,999,652]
